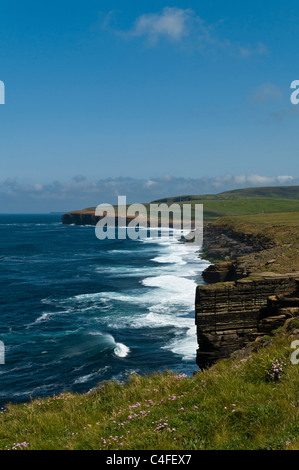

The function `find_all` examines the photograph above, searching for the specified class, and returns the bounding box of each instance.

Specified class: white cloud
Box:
[131,7,194,44]
[106,7,268,56]
[214,173,293,187]
[143,180,157,188]
[0,173,296,212]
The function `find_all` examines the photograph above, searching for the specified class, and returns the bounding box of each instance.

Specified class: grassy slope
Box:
[152,185,299,202]
[70,198,299,223]
[199,198,299,221]
[1,326,298,450]
[206,211,299,273]
[68,186,299,222]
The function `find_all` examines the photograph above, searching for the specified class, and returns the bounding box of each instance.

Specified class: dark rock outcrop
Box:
[202,222,274,262]
[196,221,299,368]
[62,212,99,226]
[202,261,237,284]
[62,212,138,226]
[196,273,299,369]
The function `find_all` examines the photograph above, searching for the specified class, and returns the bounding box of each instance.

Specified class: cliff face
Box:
[196,220,299,368]
[201,222,277,280]
[196,274,299,368]
[62,210,181,228]
[62,212,99,225]
[62,211,137,226]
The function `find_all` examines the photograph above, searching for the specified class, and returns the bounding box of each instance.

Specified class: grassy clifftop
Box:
[64,186,299,223]
[152,185,299,202]
[151,186,299,221]
[205,211,299,273]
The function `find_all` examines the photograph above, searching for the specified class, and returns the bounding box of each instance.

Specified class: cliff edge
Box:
[196,212,299,368]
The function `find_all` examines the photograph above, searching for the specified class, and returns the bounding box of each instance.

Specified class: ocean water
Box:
[0,214,210,406]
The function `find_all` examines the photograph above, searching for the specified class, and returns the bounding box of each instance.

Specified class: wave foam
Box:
[114,343,130,358]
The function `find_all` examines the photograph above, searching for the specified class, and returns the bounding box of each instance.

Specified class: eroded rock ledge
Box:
[196,222,299,369]
[196,274,299,368]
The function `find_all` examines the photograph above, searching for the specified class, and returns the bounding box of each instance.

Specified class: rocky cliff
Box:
[196,220,299,368]
[61,211,137,226]
[196,274,299,368]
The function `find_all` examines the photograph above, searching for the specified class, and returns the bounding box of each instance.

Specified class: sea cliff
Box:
[196,216,299,368]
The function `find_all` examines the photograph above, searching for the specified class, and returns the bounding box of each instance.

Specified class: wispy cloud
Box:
[212,173,293,188]
[251,82,283,104]
[238,42,269,58]
[128,7,195,45]
[103,7,269,57]
[0,174,295,213]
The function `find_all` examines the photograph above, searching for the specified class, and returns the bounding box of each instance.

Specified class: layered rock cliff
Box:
[196,220,299,368]
[62,211,137,226]
[196,274,299,368]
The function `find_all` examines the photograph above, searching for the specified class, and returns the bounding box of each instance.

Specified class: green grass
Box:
[1,330,298,450]
[152,185,299,203]
[66,185,299,223]
[198,198,299,221]
[231,211,299,226]
[201,211,299,273]
[73,198,299,223]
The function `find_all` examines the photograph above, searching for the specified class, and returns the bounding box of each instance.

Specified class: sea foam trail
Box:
[95,234,208,360]
[137,234,207,359]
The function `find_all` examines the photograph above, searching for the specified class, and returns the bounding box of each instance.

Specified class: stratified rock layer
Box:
[196,273,299,368]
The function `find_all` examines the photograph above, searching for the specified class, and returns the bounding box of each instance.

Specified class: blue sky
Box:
[0,1,299,211]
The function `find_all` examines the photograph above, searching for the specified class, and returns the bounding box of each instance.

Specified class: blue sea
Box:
[0,214,209,406]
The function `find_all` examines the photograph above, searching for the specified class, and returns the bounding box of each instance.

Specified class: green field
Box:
[152,185,299,203]
[76,186,299,223]
[196,198,299,221]
[151,186,299,221]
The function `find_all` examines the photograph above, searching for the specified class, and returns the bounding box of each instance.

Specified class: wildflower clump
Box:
[266,359,287,382]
